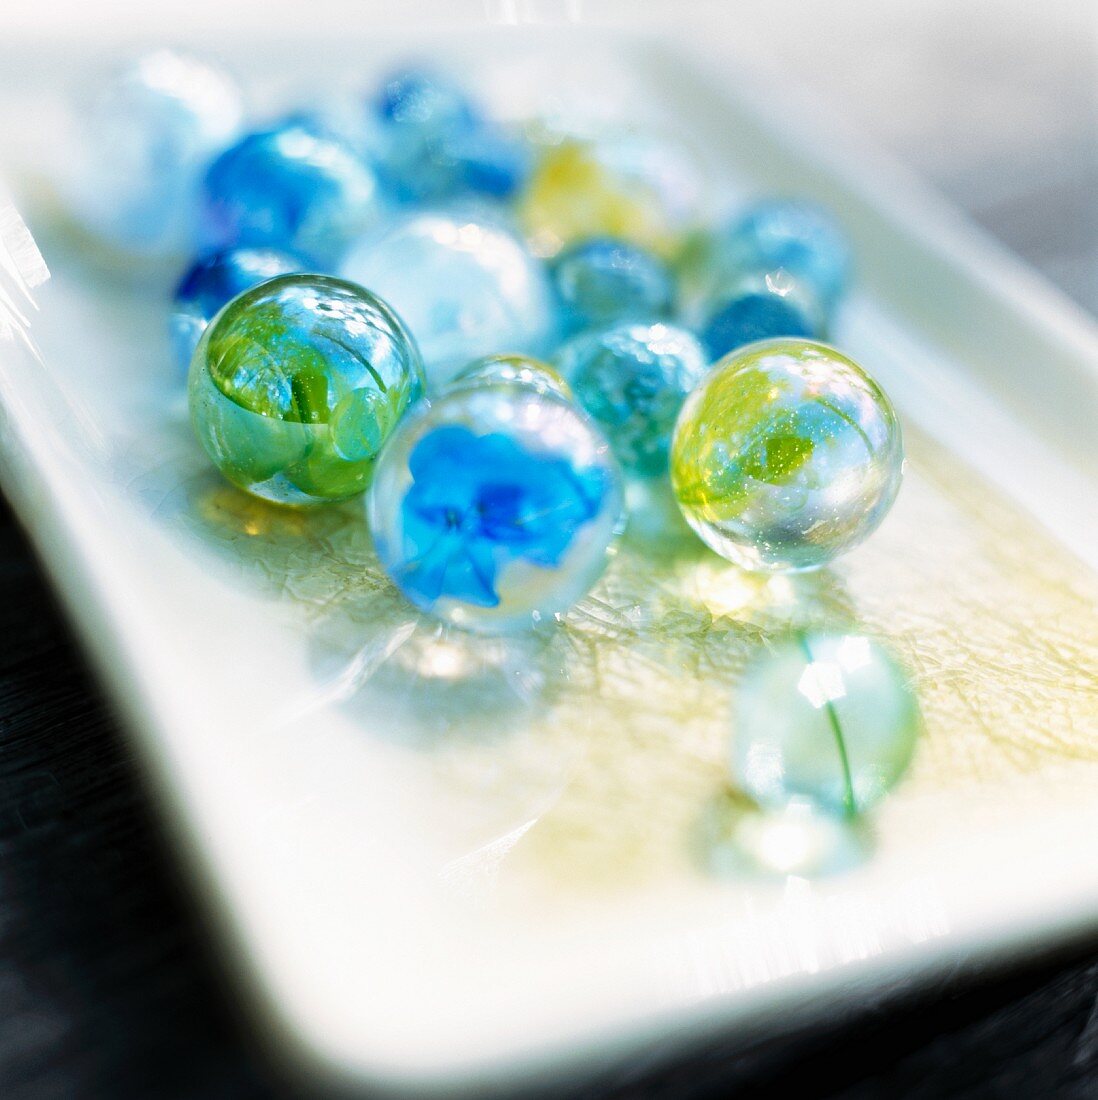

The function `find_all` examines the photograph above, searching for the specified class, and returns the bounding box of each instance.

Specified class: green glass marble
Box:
[733,632,921,818]
[189,273,424,505]
[670,338,902,571]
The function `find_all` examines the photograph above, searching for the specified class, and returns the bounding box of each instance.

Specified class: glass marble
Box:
[446,354,572,400]
[367,383,624,633]
[550,237,675,336]
[710,199,852,310]
[370,68,529,204]
[341,211,555,389]
[556,322,709,477]
[519,135,700,259]
[202,123,382,266]
[62,50,243,257]
[732,632,920,818]
[700,268,825,362]
[189,273,424,505]
[170,246,307,371]
[671,339,903,571]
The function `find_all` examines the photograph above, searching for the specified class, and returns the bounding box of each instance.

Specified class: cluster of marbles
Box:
[170,245,306,369]
[72,50,920,835]
[688,199,852,361]
[341,211,555,388]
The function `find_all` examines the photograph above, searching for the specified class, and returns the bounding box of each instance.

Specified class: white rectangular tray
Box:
[1,22,1097,1094]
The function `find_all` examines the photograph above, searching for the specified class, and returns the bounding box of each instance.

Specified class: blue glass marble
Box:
[170,246,307,370]
[367,382,624,633]
[555,322,709,477]
[733,632,921,818]
[202,123,382,266]
[374,68,478,132]
[63,50,243,257]
[700,269,824,362]
[369,68,529,204]
[341,211,555,389]
[550,237,675,335]
[711,199,852,310]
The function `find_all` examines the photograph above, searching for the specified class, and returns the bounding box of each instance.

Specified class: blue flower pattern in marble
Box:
[398,426,609,608]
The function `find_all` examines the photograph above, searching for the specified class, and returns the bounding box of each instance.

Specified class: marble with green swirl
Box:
[733,631,921,818]
[670,338,902,572]
[188,273,424,505]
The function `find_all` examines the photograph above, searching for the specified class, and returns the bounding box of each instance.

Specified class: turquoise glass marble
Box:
[555,322,709,477]
[370,68,529,204]
[671,339,902,571]
[446,354,572,400]
[700,268,824,362]
[733,632,920,818]
[710,199,851,310]
[341,211,555,389]
[550,237,675,335]
[189,274,424,505]
[63,50,243,256]
[170,246,306,370]
[367,383,624,633]
[202,123,381,266]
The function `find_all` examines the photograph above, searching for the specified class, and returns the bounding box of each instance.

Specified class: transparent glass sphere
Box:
[367,383,624,633]
[700,268,825,362]
[341,211,555,389]
[733,632,920,818]
[671,339,902,571]
[170,246,307,370]
[710,199,852,310]
[62,49,244,257]
[550,236,675,336]
[555,322,709,477]
[202,123,382,266]
[189,274,424,505]
[445,354,572,400]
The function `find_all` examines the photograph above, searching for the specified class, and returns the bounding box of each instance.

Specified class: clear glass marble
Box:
[709,199,852,310]
[170,246,307,371]
[189,274,424,505]
[62,50,243,257]
[671,338,903,571]
[202,123,382,266]
[550,237,675,336]
[700,268,824,362]
[445,354,572,400]
[367,383,624,633]
[556,322,709,477]
[732,632,921,818]
[341,211,555,389]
